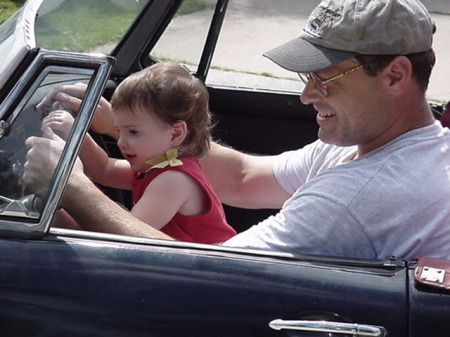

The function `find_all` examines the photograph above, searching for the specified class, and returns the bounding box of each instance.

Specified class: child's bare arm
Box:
[79,134,133,190]
[130,170,203,230]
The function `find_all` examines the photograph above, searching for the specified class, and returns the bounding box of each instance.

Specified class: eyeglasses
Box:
[298,64,366,97]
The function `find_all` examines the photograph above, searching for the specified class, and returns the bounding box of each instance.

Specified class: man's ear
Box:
[170,121,188,147]
[385,56,413,94]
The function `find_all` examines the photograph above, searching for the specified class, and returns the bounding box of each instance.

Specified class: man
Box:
[25,0,450,260]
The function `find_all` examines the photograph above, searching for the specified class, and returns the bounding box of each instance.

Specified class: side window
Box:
[151,0,447,98]
[150,1,216,72]
[212,1,448,100]
[151,0,320,93]
[206,0,320,92]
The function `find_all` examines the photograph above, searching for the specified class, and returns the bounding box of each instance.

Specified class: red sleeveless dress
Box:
[132,157,236,243]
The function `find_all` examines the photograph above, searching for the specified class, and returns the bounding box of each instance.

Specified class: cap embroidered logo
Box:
[304,4,342,39]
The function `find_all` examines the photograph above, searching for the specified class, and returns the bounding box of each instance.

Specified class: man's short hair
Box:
[356,49,436,92]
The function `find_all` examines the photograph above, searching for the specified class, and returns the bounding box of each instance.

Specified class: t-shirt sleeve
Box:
[272,140,322,194]
[222,193,376,259]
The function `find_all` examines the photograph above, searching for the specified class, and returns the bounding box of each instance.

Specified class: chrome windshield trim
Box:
[0,50,114,239]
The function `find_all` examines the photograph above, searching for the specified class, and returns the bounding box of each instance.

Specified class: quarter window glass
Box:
[0,68,92,220]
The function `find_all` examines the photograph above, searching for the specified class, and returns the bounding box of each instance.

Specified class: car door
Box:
[0,228,408,336]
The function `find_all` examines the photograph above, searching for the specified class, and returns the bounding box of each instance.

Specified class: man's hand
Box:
[23,127,67,197]
[37,82,87,113]
[37,82,117,138]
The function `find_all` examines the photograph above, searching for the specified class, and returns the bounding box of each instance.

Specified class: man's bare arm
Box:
[201,142,291,209]
[62,171,172,239]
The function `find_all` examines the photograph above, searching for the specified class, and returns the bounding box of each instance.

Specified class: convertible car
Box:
[0,0,449,336]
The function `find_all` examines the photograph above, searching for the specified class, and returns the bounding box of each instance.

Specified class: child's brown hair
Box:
[111,62,211,157]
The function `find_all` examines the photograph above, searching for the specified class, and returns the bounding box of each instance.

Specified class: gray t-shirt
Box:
[223,122,450,260]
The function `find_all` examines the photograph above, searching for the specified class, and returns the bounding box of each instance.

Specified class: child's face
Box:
[114,106,174,173]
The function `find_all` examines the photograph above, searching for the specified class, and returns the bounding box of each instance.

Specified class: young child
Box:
[43,62,236,244]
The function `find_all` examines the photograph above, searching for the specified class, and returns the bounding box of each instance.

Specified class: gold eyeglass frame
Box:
[298,64,366,97]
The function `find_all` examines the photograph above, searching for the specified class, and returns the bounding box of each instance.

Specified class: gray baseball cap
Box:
[264,0,434,72]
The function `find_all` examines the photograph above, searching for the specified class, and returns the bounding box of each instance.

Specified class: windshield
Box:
[35,0,150,53]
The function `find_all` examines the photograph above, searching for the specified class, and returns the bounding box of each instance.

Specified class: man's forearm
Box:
[61,172,172,240]
[201,142,289,209]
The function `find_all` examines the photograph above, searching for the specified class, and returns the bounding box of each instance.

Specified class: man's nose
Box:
[300,80,324,105]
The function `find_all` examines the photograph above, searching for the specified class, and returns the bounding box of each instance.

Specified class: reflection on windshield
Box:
[0,10,19,48]
[36,0,149,53]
